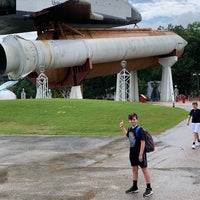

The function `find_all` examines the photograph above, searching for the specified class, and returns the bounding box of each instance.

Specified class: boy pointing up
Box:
[120,112,153,197]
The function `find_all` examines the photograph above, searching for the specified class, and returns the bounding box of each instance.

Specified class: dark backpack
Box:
[135,126,155,153]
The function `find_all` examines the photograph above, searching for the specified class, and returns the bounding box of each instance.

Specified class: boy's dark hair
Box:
[128,112,138,120]
[192,101,198,106]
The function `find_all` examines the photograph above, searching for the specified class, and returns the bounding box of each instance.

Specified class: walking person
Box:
[187,101,200,149]
[120,112,153,197]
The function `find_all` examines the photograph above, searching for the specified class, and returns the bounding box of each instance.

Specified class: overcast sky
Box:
[1,0,199,41]
[130,0,200,29]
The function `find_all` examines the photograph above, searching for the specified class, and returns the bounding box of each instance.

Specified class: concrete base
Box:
[159,56,177,102]
[70,86,83,99]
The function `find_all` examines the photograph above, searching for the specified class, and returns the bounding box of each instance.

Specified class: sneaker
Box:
[192,144,196,149]
[143,188,153,197]
[196,142,200,147]
[125,186,139,194]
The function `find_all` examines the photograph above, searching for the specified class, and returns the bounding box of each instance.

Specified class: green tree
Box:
[168,22,200,96]
[83,75,116,99]
[10,78,36,99]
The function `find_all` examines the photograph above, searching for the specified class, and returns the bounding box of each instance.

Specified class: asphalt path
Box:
[0,102,199,200]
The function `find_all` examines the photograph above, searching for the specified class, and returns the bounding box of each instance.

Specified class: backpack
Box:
[135,126,155,153]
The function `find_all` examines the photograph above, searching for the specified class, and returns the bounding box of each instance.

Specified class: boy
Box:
[187,101,200,149]
[120,112,153,197]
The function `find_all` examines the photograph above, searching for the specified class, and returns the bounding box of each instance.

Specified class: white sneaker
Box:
[196,142,200,147]
[192,144,196,149]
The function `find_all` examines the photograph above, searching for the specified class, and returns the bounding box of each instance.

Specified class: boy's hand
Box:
[139,154,143,162]
[120,120,127,136]
[120,120,124,128]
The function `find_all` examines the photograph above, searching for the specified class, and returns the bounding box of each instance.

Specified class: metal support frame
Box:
[115,61,139,102]
[58,88,71,98]
[36,67,49,99]
[115,60,130,101]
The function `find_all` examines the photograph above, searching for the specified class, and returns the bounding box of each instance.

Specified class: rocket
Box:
[0,1,187,88]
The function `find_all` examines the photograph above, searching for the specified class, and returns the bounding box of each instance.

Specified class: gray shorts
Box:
[192,123,200,133]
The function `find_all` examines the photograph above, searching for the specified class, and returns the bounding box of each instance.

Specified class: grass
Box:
[0,99,188,136]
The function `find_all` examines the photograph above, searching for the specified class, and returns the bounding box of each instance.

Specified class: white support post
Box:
[130,70,139,102]
[21,88,26,99]
[48,89,52,98]
[115,61,130,101]
[70,86,83,99]
[115,73,120,101]
[159,56,178,102]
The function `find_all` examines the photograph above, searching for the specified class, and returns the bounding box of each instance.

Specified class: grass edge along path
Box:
[0,99,188,136]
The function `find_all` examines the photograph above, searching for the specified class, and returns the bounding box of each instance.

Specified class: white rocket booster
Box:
[0,32,187,80]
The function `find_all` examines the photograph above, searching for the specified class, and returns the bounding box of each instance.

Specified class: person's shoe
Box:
[192,144,196,149]
[143,188,153,197]
[125,186,139,194]
[196,142,200,147]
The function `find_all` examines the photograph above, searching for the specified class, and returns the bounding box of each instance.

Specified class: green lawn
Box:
[0,99,188,136]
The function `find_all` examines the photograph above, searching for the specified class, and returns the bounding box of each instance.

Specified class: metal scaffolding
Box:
[115,60,130,101]
[36,66,49,99]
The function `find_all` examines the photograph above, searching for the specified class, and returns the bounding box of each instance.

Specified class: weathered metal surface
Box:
[0,0,141,35]
[31,0,141,29]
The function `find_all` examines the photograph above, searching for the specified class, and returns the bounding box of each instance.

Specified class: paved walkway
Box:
[0,102,199,200]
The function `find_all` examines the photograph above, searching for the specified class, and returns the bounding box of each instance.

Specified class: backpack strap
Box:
[135,125,141,138]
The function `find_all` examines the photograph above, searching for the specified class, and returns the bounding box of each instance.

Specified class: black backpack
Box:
[135,126,155,153]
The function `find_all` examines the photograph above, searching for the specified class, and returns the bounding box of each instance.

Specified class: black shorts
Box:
[129,147,147,168]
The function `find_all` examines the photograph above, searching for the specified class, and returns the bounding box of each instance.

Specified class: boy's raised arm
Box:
[120,120,127,136]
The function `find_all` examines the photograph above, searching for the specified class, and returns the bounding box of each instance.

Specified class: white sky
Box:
[130,0,200,28]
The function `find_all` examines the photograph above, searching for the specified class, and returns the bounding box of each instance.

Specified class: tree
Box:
[83,75,116,99]
[168,22,200,96]
[10,78,36,99]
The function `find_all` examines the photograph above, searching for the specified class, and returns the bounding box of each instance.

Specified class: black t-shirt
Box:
[126,125,146,154]
[189,109,200,123]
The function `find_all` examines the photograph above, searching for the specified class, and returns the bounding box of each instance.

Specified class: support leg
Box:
[70,86,83,99]
[115,73,120,101]
[159,56,177,102]
[130,70,139,102]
